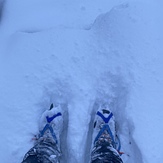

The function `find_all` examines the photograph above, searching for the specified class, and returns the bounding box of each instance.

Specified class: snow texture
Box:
[0,0,163,163]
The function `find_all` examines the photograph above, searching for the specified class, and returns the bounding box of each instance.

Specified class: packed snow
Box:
[0,0,163,163]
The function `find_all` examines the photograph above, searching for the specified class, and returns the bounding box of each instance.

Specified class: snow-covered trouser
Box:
[90,141,123,163]
[21,137,60,163]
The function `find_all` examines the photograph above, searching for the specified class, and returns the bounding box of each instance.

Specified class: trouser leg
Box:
[22,137,60,163]
[90,141,123,163]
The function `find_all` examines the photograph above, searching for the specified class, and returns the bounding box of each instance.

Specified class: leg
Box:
[22,104,63,163]
[22,137,60,163]
[91,140,123,163]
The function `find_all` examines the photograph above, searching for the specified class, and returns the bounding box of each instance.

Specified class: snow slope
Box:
[0,0,163,163]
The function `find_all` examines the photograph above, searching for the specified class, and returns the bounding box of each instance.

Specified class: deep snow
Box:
[0,0,163,163]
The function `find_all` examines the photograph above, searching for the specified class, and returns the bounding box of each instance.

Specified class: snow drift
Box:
[0,0,163,163]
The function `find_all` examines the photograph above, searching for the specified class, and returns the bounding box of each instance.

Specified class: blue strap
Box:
[115,135,121,153]
[94,111,115,147]
[95,111,122,152]
[39,124,58,144]
[39,112,62,144]
[97,111,113,123]
[94,124,116,148]
[46,112,62,123]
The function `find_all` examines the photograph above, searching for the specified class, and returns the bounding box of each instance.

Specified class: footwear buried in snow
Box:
[22,103,63,163]
[39,104,62,145]
[91,105,123,163]
[93,107,121,152]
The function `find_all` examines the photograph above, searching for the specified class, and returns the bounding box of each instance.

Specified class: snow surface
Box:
[0,0,163,163]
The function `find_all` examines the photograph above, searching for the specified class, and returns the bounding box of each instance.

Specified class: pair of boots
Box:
[22,104,123,163]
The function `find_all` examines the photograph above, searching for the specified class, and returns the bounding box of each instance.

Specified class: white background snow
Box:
[0,0,163,162]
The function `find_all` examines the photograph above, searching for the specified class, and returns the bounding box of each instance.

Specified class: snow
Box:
[0,0,163,163]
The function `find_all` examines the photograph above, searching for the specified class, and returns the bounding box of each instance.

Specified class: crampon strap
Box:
[94,111,123,155]
[39,112,62,144]
[46,112,62,123]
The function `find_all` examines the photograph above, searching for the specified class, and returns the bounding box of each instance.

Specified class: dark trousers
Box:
[22,138,123,163]
[22,137,60,163]
[90,141,123,163]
